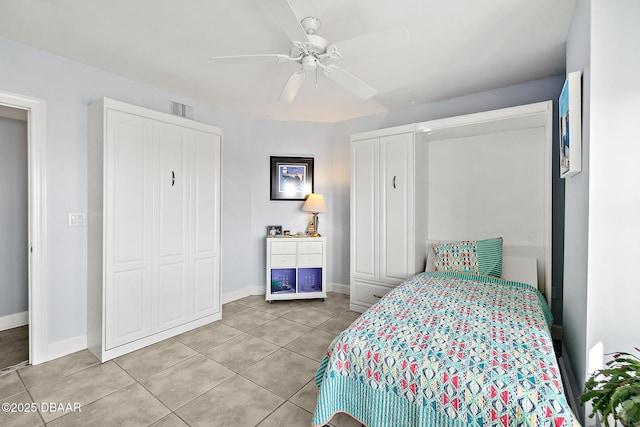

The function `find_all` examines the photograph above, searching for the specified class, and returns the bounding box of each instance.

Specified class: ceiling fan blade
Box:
[263,0,309,42]
[278,69,306,103]
[321,65,377,100]
[327,25,410,59]
[210,54,293,64]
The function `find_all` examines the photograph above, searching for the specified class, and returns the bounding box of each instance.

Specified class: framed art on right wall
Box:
[559,70,582,178]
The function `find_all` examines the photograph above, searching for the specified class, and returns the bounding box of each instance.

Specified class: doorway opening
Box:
[0,90,48,367]
[0,105,29,371]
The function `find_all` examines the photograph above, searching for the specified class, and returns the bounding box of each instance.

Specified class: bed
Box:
[312,240,579,427]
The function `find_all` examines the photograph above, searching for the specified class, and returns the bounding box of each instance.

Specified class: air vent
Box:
[170,101,194,119]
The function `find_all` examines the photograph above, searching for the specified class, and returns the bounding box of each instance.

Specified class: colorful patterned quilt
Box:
[312,272,580,427]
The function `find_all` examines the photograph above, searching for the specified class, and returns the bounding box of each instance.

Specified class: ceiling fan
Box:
[210,0,410,103]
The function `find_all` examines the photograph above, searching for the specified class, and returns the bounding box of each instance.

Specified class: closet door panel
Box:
[350,139,379,281]
[154,123,190,328]
[157,262,188,330]
[380,133,413,283]
[107,111,152,267]
[191,131,221,317]
[193,258,217,318]
[155,124,189,259]
[105,110,153,349]
[106,269,151,349]
[192,132,220,254]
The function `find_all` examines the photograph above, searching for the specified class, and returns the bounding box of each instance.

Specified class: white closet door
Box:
[191,130,221,318]
[154,123,190,331]
[105,110,153,349]
[350,138,379,281]
[380,132,414,283]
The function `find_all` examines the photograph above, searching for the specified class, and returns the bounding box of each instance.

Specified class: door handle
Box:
[393,175,397,189]
[171,171,175,187]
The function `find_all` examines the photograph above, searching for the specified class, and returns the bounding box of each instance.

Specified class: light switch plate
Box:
[68,213,86,227]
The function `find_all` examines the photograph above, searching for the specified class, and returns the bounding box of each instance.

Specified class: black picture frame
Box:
[270,156,314,201]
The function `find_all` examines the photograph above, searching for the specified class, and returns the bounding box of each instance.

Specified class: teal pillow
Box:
[432,237,502,277]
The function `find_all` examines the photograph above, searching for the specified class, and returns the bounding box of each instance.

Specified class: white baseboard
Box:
[221,287,251,305]
[329,282,350,295]
[47,334,88,362]
[0,311,28,331]
[222,285,265,304]
[251,285,265,296]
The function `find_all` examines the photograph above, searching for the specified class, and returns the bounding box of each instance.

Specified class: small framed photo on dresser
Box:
[267,225,282,237]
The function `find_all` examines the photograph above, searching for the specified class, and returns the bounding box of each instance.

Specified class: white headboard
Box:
[416,102,553,306]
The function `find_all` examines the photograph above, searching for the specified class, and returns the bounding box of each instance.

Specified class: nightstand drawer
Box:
[298,254,323,267]
[271,254,296,267]
[270,241,297,254]
[298,241,323,254]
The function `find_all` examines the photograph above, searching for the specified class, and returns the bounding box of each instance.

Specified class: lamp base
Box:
[307,212,321,237]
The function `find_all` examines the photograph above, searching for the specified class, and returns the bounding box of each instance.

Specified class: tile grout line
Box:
[15,368,47,427]
[7,293,353,426]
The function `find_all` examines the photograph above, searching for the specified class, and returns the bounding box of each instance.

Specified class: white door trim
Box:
[0,89,48,365]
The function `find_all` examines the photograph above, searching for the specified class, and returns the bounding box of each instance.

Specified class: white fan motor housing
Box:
[290,34,328,58]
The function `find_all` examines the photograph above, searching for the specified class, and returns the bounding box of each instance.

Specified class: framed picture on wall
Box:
[270,156,314,200]
[559,70,582,178]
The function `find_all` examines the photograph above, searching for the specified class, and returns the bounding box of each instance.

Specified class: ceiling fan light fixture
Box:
[302,55,317,72]
[301,16,320,35]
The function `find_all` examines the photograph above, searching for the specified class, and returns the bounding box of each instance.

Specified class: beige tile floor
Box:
[0,325,29,371]
[0,293,358,427]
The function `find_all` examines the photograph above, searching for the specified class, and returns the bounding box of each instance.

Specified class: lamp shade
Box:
[301,194,328,213]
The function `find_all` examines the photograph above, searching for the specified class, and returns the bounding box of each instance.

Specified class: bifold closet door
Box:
[105,111,153,349]
[380,133,413,284]
[350,139,379,282]
[191,130,221,319]
[154,123,190,331]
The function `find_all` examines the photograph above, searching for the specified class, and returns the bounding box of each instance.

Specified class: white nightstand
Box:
[265,236,327,302]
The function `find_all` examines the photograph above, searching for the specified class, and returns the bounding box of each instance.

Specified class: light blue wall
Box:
[0,116,28,319]
[562,0,590,417]
[0,34,568,351]
[249,119,334,295]
[563,2,640,423]
[0,37,254,343]
[0,36,337,344]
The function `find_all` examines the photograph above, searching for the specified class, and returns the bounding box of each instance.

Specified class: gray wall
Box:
[0,116,28,319]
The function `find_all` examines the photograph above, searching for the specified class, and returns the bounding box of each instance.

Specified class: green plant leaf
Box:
[581,347,640,427]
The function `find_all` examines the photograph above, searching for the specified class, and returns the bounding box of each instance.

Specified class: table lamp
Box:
[301,193,328,236]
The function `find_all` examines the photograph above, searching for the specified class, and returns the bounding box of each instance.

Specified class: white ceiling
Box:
[0,0,576,123]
